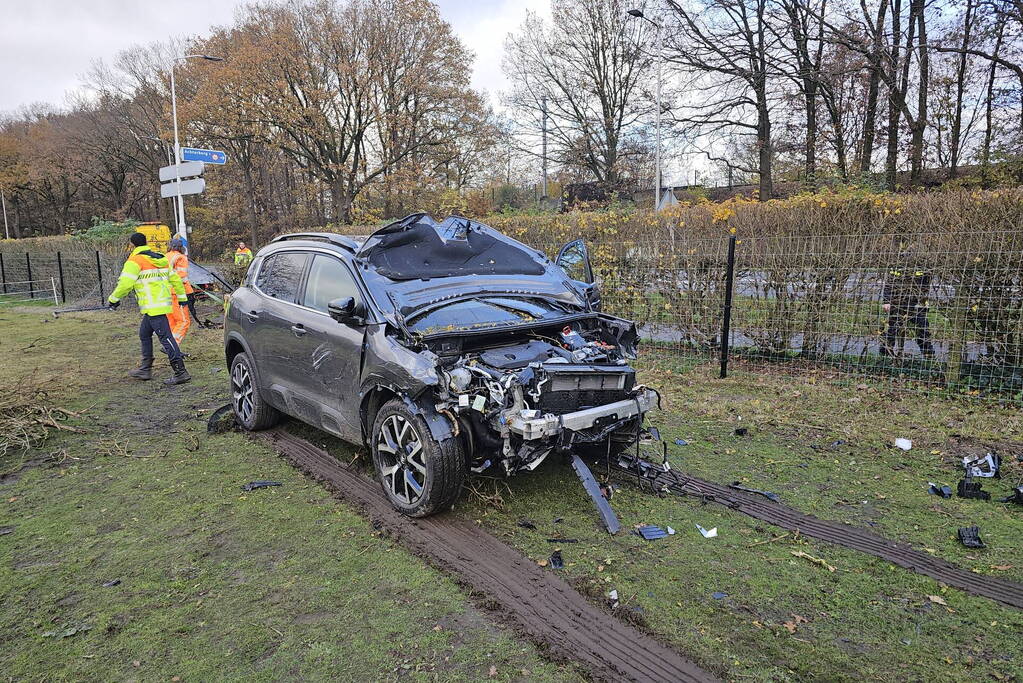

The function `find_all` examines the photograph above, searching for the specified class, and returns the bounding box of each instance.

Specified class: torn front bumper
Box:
[507,388,658,441]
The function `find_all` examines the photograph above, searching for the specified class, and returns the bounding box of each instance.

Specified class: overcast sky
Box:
[0,0,551,115]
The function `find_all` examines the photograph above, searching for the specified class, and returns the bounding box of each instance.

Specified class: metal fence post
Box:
[25,252,33,299]
[0,252,6,294]
[56,251,66,302]
[719,235,737,379]
[95,250,104,304]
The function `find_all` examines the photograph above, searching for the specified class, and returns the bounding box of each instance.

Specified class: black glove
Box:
[107,300,120,310]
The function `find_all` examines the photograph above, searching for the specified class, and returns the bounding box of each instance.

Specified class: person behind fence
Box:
[881,253,935,359]
[106,232,191,384]
[234,241,253,267]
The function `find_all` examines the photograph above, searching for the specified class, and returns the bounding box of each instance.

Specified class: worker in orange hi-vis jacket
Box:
[165,238,193,345]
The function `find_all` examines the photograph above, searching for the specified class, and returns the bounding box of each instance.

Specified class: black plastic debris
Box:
[102,579,121,587]
[928,482,953,498]
[599,482,616,501]
[547,538,579,543]
[636,525,669,540]
[999,487,1023,505]
[207,403,237,434]
[0,525,14,536]
[958,526,985,549]
[549,550,565,569]
[957,475,991,501]
[729,482,781,503]
[674,438,689,447]
[570,454,622,535]
[552,517,564,524]
[241,480,282,492]
[711,591,728,600]
[734,427,749,437]
[517,519,537,530]
[648,426,661,441]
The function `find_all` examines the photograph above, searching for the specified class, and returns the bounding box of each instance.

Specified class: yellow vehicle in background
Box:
[135,222,172,253]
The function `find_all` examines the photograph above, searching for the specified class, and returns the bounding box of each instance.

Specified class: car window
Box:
[255,252,309,303]
[302,254,361,313]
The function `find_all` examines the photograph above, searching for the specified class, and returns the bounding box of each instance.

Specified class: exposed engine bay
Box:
[426,315,658,475]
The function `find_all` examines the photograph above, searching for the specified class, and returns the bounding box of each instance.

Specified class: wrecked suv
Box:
[224,214,658,516]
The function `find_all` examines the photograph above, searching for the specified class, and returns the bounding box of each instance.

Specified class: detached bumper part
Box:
[508,389,658,441]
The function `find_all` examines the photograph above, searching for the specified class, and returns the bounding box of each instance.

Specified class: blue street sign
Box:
[181,147,228,164]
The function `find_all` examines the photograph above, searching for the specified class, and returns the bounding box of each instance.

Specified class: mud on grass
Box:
[0,308,572,681]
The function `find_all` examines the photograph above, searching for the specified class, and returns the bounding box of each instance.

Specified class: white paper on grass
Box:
[894,438,912,451]
[695,524,718,538]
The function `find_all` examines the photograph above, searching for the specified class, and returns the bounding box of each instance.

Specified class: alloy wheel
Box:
[376,414,426,505]
[232,361,254,424]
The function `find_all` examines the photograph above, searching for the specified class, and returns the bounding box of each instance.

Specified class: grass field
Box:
[2,304,1022,680]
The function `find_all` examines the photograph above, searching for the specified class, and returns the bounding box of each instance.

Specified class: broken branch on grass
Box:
[791,550,836,572]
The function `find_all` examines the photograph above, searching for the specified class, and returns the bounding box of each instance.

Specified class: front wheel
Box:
[372,400,464,517]
[230,352,280,431]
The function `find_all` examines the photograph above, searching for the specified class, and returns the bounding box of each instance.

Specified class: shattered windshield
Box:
[407,297,572,335]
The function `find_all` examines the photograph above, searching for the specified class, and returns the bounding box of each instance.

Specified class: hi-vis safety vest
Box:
[108,246,187,316]
[167,250,195,294]
[234,248,253,266]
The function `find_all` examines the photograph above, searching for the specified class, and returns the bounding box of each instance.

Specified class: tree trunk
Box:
[885,0,905,191]
[859,0,888,175]
[982,17,1006,184]
[949,0,975,178]
[908,0,928,182]
[758,98,773,199]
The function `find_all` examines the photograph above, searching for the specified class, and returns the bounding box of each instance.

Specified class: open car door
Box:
[555,239,600,310]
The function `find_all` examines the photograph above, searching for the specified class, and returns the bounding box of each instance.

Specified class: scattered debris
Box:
[957,474,991,501]
[599,482,616,501]
[0,526,13,536]
[241,480,282,492]
[42,624,91,639]
[549,550,565,569]
[516,519,537,530]
[547,538,578,543]
[782,614,809,633]
[207,403,237,434]
[695,524,718,538]
[894,438,913,451]
[963,453,1000,478]
[674,439,689,447]
[734,427,749,437]
[928,482,953,498]
[666,526,676,535]
[637,525,669,540]
[711,591,728,600]
[570,453,621,535]
[958,526,985,549]
[927,594,948,606]
[791,550,836,572]
[999,487,1023,505]
[608,589,619,608]
[552,517,564,524]
[102,579,121,587]
[729,481,782,503]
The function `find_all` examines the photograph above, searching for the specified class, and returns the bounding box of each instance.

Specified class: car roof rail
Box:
[270,232,359,252]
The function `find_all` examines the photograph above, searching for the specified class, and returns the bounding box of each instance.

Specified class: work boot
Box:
[128,358,154,381]
[164,358,192,386]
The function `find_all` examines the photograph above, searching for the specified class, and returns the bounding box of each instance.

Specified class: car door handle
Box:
[291,323,307,336]
[244,310,259,323]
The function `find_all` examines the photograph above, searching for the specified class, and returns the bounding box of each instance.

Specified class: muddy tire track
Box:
[264,429,717,683]
[622,465,1023,610]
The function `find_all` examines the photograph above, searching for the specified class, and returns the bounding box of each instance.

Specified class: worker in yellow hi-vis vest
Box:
[107,232,191,384]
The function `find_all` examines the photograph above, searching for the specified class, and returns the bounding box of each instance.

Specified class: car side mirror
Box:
[327,296,363,325]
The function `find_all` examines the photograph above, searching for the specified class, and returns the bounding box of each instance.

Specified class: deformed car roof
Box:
[357,213,547,281]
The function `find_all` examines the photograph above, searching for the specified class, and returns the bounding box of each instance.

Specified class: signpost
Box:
[181,147,227,164]
[159,161,204,182]
[161,178,206,199]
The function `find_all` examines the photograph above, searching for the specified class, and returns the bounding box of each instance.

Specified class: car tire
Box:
[371,399,465,517]
[230,352,280,431]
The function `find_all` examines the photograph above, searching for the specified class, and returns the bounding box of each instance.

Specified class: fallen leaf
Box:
[537,559,548,567]
[990,565,1013,571]
[488,665,498,678]
[928,595,947,606]
[783,621,797,633]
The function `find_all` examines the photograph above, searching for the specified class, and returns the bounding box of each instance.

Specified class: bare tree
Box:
[503,0,651,186]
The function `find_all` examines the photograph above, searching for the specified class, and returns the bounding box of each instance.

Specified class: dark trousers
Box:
[883,306,935,357]
[140,314,183,363]
[186,292,199,321]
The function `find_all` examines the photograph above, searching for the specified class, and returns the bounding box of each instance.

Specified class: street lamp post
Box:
[628,9,663,211]
[168,54,223,241]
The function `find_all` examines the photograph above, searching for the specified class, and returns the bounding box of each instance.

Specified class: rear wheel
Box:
[230,352,280,431]
[372,400,464,517]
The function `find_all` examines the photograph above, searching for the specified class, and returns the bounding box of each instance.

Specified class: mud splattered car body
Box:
[225,213,658,515]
